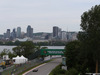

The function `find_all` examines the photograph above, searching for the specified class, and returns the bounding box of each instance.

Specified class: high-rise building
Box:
[17,27,21,38]
[27,25,33,38]
[11,28,16,39]
[53,26,62,39]
[58,28,62,39]
[6,29,10,38]
[53,26,59,38]
[61,31,67,41]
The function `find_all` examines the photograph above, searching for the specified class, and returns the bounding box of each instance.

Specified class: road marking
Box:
[23,63,47,75]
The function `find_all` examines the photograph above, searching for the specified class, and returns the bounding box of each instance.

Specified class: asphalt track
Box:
[26,58,62,75]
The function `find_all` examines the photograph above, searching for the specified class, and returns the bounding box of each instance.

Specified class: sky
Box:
[0,0,100,34]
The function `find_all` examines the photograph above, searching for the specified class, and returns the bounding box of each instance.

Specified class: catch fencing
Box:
[1,58,43,75]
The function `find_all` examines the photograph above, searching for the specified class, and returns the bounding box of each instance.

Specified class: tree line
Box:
[0,41,48,59]
[64,5,100,74]
[0,41,67,46]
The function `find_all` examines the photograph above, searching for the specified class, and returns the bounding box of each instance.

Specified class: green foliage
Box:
[34,41,66,46]
[66,68,78,75]
[13,41,35,58]
[80,5,100,60]
[78,5,100,72]
[13,46,22,56]
[65,40,80,69]
[49,64,66,75]
[0,49,9,57]
[0,41,3,45]
[0,49,16,59]
[0,40,67,46]
[41,47,48,49]
[5,41,14,45]
[8,51,16,59]
[64,4,100,74]
[14,41,21,46]
[65,40,91,74]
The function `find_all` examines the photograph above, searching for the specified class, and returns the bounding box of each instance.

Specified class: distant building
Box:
[66,32,78,41]
[21,32,26,38]
[45,35,49,39]
[4,33,6,38]
[17,27,21,38]
[72,32,77,40]
[27,25,33,38]
[11,28,16,39]
[6,29,10,38]
[61,31,67,41]
[53,26,59,38]
[58,28,62,39]
[53,26,62,39]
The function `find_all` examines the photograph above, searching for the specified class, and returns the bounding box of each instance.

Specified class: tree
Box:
[66,68,78,75]
[14,40,21,46]
[65,40,80,69]
[65,40,92,74]
[0,49,16,59]
[78,5,100,73]
[13,41,35,58]
[0,49,10,57]
[13,46,22,56]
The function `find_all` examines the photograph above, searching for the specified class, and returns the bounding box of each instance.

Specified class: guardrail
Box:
[86,73,100,75]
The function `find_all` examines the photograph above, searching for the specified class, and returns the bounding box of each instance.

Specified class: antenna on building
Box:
[67,26,69,33]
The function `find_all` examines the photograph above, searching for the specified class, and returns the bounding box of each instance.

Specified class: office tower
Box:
[61,31,67,41]
[53,26,59,38]
[27,25,33,38]
[6,29,10,38]
[58,28,62,39]
[17,27,21,38]
[4,33,6,38]
[11,28,16,39]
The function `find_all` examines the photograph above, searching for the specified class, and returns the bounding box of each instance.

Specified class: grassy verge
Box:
[18,63,44,75]
[49,64,66,75]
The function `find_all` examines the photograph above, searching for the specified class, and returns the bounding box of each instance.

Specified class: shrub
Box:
[66,68,78,75]
[49,64,66,75]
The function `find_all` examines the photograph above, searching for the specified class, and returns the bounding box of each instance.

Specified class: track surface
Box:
[26,58,62,75]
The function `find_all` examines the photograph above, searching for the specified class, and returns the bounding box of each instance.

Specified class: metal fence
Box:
[1,58,43,75]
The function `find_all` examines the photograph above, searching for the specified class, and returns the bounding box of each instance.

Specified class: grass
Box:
[49,64,66,75]
[18,63,44,75]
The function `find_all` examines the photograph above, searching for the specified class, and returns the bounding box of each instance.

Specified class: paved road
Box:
[26,58,62,75]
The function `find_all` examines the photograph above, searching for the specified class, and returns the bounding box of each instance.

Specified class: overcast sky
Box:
[0,0,99,34]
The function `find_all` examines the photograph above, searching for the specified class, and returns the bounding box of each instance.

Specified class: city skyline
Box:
[2,26,77,42]
[0,0,99,34]
[2,25,77,35]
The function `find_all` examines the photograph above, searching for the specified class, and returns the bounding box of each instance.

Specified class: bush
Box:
[49,64,66,75]
[66,68,79,75]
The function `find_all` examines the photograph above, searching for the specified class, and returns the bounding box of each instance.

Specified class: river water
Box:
[0,46,65,53]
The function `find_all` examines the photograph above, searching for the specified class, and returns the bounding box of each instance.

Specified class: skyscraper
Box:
[17,27,21,38]
[11,28,16,39]
[6,29,10,38]
[61,31,67,41]
[27,25,33,38]
[53,26,59,38]
[58,28,62,39]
